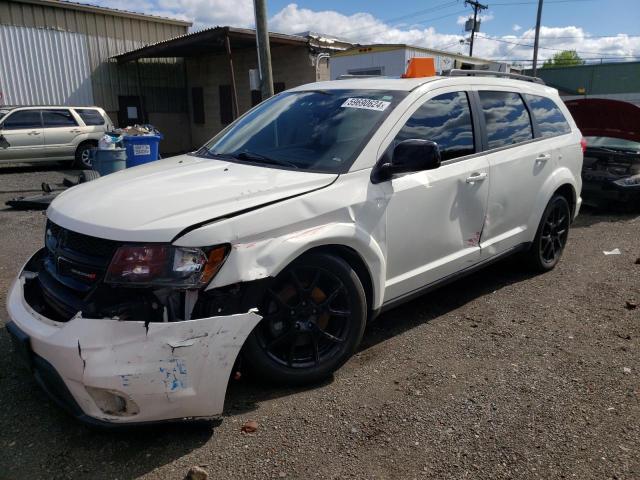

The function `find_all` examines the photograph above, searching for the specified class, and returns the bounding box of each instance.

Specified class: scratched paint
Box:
[159,358,189,392]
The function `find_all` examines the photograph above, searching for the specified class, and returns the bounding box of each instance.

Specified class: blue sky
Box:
[85,0,640,64]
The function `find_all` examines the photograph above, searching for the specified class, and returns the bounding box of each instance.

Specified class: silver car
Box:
[0,106,113,167]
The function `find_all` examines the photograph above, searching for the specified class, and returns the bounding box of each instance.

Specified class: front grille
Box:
[38,221,122,320]
[46,220,119,261]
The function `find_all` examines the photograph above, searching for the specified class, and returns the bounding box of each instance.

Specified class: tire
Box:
[243,253,367,385]
[78,169,100,183]
[524,194,571,272]
[74,142,96,168]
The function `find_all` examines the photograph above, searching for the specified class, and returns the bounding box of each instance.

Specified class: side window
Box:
[2,110,42,130]
[478,91,533,149]
[42,109,78,128]
[75,109,105,126]
[394,91,475,161]
[524,94,571,138]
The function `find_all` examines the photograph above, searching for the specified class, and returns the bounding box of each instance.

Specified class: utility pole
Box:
[532,0,544,76]
[253,0,274,99]
[465,0,487,57]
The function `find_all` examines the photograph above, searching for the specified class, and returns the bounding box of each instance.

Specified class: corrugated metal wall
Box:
[0,0,188,112]
[0,24,93,104]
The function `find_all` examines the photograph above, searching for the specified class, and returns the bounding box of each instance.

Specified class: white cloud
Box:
[74,0,640,63]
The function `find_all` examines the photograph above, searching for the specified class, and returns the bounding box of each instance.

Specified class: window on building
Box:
[2,110,42,130]
[394,91,475,161]
[347,67,384,76]
[191,87,205,124]
[524,94,571,138]
[219,85,234,125]
[75,108,105,126]
[478,91,533,149]
[42,109,78,128]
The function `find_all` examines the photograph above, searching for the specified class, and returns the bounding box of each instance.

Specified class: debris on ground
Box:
[241,420,259,433]
[635,257,640,265]
[603,248,621,255]
[623,367,631,374]
[625,300,637,310]
[184,466,208,480]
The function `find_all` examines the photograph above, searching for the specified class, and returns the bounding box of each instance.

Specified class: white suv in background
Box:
[0,106,113,167]
[6,71,583,426]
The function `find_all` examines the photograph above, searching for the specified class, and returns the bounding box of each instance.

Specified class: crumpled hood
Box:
[48,154,337,242]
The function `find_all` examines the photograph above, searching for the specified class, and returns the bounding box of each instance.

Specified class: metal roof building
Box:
[0,0,192,151]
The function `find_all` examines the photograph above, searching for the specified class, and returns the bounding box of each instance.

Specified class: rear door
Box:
[42,109,82,160]
[472,88,545,258]
[0,109,44,161]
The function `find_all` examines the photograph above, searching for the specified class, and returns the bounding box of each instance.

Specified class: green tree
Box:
[542,50,585,68]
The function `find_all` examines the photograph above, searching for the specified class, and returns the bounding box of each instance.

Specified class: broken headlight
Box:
[105,244,229,287]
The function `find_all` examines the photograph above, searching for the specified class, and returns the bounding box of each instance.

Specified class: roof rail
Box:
[446,69,545,85]
[336,74,385,80]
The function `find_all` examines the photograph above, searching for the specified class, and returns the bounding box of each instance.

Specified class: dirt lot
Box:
[0,164,638,480]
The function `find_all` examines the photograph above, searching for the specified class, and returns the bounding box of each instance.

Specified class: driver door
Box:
[381,89,490,302]
[0,109,44,161]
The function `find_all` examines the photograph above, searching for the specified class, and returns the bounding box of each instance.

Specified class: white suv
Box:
[0,106,113,167]
[6,72,583,426]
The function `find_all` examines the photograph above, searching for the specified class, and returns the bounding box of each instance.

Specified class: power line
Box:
[491,0,599,5]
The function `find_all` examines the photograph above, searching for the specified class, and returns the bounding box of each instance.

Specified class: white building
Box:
[330,44,509,79]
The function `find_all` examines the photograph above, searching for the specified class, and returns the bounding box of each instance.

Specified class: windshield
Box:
[585,136,640,152]
[196,89,407,173]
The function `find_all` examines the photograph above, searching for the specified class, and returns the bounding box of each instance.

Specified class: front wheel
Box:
[243,253,367,385]
[524,194,571,272]
[74,142,95,168]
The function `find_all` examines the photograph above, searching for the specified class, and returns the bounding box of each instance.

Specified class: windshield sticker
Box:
[341,98,391,112]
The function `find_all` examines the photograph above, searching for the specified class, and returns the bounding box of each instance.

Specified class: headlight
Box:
[105,244,229,287]
[613,174,640,187]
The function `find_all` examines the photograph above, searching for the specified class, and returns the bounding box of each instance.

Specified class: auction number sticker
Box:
[133,144,151,156]
[341,97,391,111]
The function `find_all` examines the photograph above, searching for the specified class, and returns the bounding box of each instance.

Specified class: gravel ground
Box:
[0,164,638,480]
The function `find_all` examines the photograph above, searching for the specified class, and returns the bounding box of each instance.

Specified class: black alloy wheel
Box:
[243,253,367,385]
[526,194,571,271]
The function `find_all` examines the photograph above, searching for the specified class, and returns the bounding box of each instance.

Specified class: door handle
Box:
[465,172,488,184]
[70,129,82,133]
[28,131,41,135]
[536,153,551,163]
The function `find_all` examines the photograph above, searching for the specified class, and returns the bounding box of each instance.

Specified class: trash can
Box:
[123,134,162,168]
[91,148,127,176]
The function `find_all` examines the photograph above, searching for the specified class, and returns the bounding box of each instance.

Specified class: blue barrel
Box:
[91,148,127,176]
[123,134,162,167]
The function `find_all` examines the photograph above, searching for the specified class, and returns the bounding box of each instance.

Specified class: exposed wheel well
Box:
[77,139,98,151]
[301,245,374,318]
[554,184,576,219]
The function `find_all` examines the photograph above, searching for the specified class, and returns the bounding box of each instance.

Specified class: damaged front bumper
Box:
[5,256,261,427]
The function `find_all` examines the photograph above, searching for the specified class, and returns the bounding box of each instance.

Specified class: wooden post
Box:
[225,33,240,119]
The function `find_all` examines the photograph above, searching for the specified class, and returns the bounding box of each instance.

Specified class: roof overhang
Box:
[113,27,309,63]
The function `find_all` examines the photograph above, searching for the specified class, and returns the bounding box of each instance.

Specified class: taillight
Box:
[580,137,587,153]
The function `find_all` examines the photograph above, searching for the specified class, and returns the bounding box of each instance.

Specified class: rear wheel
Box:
[243,253,367,385]
[524,194,571,272]
[74,142,96,168]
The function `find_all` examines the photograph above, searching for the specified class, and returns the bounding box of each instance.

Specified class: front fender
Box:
[207,222,387,309]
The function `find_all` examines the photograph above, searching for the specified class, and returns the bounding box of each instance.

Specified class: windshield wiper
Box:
[232,151,300,169]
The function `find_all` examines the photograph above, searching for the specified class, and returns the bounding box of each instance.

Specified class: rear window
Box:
[479,91,533,149]
[524,94,571,138]
[76,108,105,126]
[42,109,78,127]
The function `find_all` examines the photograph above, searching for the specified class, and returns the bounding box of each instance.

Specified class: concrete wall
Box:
[186,44,322,149]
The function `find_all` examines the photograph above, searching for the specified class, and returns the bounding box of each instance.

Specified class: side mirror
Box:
[372,139,441,183]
